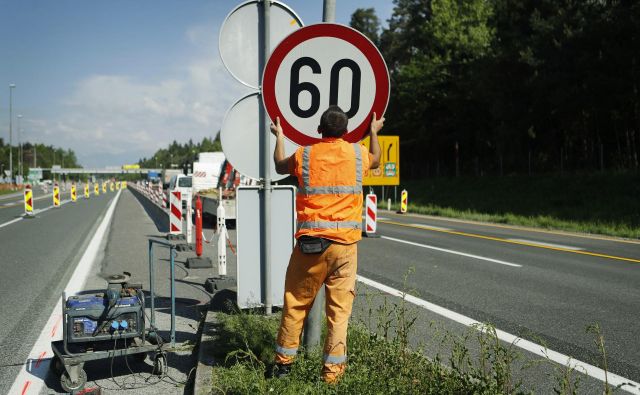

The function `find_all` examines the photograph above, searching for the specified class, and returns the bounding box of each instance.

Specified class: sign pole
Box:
[261,0,273,315]
[303,0,336,350]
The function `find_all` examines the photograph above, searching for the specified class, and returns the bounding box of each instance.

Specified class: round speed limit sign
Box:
[262,23,389,146]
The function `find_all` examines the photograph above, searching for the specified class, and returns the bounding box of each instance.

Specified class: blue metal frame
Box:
[148,238,177,346]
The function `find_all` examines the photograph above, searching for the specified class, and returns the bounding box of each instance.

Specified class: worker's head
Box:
[318,106,348,138]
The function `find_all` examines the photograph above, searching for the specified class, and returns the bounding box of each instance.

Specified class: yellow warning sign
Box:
[53,186,60,207]
[361,135,400,186]
[24,188,33,214]
[71,184,77,202]
[102,182,107,193]
[110,182,114,192]
[84,184,90,198]
[95,183,100,196]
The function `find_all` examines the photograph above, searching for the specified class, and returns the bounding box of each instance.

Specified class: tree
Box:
[350,8,381,45]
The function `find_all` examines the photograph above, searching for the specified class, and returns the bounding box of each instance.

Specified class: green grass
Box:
[380,173,640,239]
[205,284,620,395]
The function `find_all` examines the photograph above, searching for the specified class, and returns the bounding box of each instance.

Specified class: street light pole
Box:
[9,84,15,183]
[17,114,23,183]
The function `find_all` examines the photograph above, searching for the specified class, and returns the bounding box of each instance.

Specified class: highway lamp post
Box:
[17,114,22,183]
[9,84,15,184]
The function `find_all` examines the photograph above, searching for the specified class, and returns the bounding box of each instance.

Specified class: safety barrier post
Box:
[364,193,379,238]
[53,182,60,208]
[186,194,193,244]
[186,195,212,268]
[24,184,34,217]
[84,183,90,199]
[217,194,227,276]
[400,189,408,214]
[71,183,77,202]
[110,182,114,192]
[168,190,183,238]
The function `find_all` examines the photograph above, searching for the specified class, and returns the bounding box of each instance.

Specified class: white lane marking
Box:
[508,238,584,251]
[381,235,522,268]
[409,223,453,231]
[8,190,122,395]
[357,275,640,394]
[0,217,23,229]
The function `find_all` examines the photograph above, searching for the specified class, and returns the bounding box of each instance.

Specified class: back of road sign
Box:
[236,185,295,309]
[219,0,303,89]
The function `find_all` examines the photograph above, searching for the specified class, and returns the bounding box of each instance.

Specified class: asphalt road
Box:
[357,211,640,388]
[0,189,116,394]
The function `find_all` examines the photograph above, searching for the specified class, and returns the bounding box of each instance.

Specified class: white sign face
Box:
[219,0,303,89]
[220,92,299,181]
[263,23,389,146]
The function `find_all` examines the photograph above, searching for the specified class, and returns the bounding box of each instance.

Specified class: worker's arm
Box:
[368,112,384,169]
[271,116,290,175]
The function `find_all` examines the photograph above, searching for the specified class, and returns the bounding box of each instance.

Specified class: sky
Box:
[0,0,395,168]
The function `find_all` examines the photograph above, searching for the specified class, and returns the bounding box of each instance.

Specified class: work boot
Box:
[272,363,292,379]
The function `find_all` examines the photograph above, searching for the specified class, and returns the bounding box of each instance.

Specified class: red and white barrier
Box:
[365,193,377,236]
[169,190,182,234]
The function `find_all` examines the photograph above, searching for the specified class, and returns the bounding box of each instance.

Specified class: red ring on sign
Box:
[263,23,389,146]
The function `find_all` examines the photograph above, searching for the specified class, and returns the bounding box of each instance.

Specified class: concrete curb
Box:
[194,308,218,395]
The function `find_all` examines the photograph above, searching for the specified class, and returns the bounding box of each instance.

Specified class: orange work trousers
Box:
[275,241,358,383]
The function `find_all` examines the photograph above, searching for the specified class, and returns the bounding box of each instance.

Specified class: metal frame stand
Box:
[50,239,178,392]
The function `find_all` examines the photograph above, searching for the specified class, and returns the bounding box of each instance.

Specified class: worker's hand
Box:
[370,112,385,135]
[270,116,283,138]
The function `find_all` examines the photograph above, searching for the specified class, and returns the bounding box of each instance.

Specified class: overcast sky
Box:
[0,0,394,167]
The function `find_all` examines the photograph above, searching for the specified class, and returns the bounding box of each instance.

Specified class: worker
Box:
[270,105,383,383]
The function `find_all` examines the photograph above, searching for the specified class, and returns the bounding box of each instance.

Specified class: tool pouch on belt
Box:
[297,236,332,254]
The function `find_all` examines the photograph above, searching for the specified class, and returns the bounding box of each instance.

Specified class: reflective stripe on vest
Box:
[297,220,362,232]
[299,143,362,196]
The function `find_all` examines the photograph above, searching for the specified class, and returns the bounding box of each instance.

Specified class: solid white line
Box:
[508,238,584,251]
[0,217,23,229]
[357,275,640,394]
[8,190,122,395]
[409,223,453,231]
[381,235,522,268]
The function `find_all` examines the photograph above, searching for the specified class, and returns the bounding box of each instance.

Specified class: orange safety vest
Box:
[291,138,368,244]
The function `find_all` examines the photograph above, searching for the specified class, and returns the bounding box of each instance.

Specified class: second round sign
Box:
[263,23,389,146]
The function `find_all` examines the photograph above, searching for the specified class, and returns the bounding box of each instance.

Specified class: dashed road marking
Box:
[381,235,522,268]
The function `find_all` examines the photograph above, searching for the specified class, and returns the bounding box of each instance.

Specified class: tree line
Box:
[137,136,222,170]
[0,138,80,177]
[350,0,640,177]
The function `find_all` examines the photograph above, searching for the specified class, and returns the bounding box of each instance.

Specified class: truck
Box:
[190,152,257,225]
[162,168,183,188]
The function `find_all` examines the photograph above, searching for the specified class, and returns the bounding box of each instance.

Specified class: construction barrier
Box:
[169,190,182,235]
[71,183,77,202]
[24,184,34,217]
[102,182,107,194]
[217,197,227,276]
[53,183,60,208]
[84,183,90,199]
[94,182,100,196]
[116,181,120,190]
[110,182,114,192]
[365,193,377,236]
[400,189,408,214]
[195,196,203,256]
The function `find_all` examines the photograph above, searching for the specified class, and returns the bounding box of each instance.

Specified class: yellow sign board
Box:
[361,135,400,186]
[122,164,140,170]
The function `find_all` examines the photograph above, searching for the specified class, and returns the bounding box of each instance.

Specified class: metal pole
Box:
[170,247,176,346]
[303,0,336,350]
[261,0,273,315]
[9,84,15,183]
[149,240,156,329]
[17,115,22,182]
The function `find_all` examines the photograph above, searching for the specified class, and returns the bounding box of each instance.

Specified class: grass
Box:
[204,281,626,395]
[378,172,640,239]
[0,185,20,196]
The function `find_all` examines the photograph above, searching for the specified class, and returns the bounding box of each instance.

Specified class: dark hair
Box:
[318,106,348,137]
